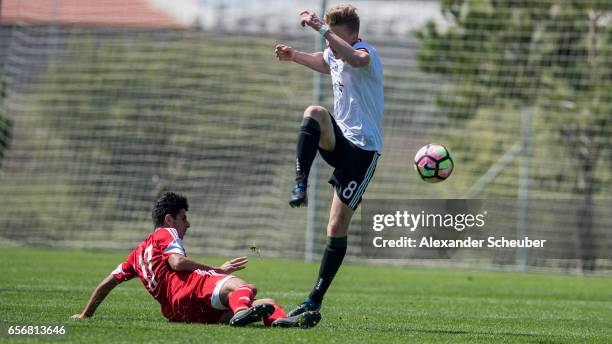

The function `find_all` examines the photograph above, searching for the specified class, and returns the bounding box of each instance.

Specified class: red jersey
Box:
[112,227,229,322]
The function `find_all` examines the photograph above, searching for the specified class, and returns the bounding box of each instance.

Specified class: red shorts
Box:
[166,270,235,324]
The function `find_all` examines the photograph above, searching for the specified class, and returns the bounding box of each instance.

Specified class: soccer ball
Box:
[414,144,454,183]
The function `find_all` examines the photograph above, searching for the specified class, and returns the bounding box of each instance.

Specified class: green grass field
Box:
[1,246,611,343]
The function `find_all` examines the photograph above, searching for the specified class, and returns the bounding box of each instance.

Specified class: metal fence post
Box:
[516,107,532,270]
[305,0,327,262]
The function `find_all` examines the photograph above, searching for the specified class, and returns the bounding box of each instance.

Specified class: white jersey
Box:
[323,40,384,153]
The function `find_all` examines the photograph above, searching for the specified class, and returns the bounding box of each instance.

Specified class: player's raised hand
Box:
[218,256,248,274]
[300,10,323,30]
[275,44,295,61]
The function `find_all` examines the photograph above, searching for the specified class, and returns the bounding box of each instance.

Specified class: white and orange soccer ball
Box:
[414,144,454,183]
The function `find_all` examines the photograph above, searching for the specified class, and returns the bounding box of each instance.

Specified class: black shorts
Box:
[319,113,380,210]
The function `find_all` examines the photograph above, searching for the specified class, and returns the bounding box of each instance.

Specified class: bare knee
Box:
[327,195,354,236]
[304,105,328,123]
[224,278,257,296]
[327,220,348,237]
[327,209,351,237]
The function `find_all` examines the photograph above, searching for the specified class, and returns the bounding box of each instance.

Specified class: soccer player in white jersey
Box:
[275,4,384,318]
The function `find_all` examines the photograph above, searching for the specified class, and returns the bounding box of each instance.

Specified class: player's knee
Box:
[304,105,328,123]
[226,279,257,294]
[240,283,257,297]
[327,221,348,237]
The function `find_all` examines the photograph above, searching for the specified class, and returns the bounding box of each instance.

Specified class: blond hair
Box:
[324,4,360,34]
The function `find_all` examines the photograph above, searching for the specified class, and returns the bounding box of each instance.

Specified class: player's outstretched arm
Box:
[167,254,248,274]
[323,31,369,68]
[300,9,370,68]
[71,274,120,319]
[275,44,330,75]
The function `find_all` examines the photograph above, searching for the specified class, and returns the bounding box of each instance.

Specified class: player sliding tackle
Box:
[71,192,320,328]
[275,5,384,319]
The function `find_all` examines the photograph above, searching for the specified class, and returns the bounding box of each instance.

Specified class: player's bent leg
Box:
[289,105,335,208]
[218,279,274,327]
[220,278,256,312]
[303,105,335,151]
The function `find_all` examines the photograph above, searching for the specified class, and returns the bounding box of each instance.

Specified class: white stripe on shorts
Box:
[349,153,379,209]
[211,275,235,310]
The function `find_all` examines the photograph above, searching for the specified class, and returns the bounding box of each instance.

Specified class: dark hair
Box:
[324,4,360,34]
[152,192,189,228]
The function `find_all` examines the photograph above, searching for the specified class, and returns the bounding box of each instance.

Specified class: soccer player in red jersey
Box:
[71,192,320,328]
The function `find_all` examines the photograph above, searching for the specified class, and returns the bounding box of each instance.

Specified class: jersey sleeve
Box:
[353,41,373,69]
[353,41,370,54]
[353,41,379,76]
[159,227,186,257]
[112,250,137,282]
[323,47,332,66]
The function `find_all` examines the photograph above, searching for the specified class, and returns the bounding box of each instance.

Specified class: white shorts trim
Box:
[211,275,235,310]
[349,153,379,209]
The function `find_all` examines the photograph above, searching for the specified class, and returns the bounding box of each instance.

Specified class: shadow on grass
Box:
[383,326,568,343]
[409,327,538,337]
[330,321,569,343]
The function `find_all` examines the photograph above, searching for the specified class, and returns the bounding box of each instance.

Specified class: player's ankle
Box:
[305,297,320,307]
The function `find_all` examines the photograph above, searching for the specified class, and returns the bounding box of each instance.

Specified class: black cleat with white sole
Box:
[229,303,275,327]
[287,300,320,317]
[272,311,321,329]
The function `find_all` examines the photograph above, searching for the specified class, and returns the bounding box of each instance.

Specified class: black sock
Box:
[295,117,320,185]
[308,236,348,305]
